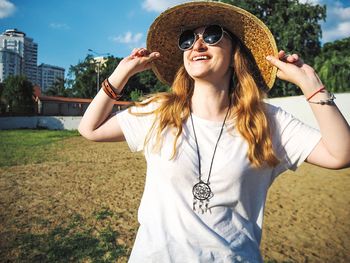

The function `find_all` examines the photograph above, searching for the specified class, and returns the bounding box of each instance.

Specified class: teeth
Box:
[193,56,208,61]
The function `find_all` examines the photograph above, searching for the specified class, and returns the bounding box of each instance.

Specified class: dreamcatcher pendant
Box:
[192,181,213,214]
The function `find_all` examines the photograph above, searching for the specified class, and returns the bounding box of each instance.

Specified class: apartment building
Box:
[0,29,38,84]
[38,63,65,93]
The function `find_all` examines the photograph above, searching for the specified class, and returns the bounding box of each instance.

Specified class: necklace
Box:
[190,106,230,214]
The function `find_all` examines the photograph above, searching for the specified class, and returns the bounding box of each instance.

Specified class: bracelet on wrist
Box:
[102,78,121,100]
[308,93,335,105]
[306,86,326,101]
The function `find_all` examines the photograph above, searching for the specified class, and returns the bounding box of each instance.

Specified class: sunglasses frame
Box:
[178,25,232,51]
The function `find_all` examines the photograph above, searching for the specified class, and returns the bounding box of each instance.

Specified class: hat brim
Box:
[147,1,278,89]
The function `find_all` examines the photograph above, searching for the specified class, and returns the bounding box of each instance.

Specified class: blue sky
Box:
[0,0,349,76]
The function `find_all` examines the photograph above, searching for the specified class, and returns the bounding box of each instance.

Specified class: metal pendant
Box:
[192,181,213,214]
[192,181,212,200]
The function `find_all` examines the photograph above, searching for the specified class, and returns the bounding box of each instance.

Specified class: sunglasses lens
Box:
[203,25,223,45]
[179,30,195,50]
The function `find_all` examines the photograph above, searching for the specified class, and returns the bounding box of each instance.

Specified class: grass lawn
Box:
[0,129,349,263]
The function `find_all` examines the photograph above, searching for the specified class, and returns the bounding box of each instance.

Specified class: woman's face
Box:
[182,26,233,83]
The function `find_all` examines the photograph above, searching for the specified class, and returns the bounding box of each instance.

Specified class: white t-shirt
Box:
[116,102,321,263]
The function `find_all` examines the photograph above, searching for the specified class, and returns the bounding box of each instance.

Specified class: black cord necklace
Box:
[190,105,230,214]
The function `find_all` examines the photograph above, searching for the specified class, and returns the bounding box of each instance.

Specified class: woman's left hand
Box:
[266,50,323,96]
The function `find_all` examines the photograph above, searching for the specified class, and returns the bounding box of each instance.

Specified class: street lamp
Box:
[87,49,111,95]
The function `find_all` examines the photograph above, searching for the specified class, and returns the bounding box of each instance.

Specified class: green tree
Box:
[122,70,169,101]
[0,82,6,113]
[68,55,168,100]
[67,54,99,98]
[2,75,34,113]
[68,55,123,98]
[45,77,72,97]
[218,0,326,97]
[314,37,350,93]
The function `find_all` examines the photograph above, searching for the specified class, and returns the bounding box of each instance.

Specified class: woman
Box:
[79,2,350,262]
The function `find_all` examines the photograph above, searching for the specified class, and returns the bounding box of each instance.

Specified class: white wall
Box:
[266,93,350,129]
[0,93,349,130]
[0,116,81,130]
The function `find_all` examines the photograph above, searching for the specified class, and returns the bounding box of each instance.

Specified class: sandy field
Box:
[0,136,349,262]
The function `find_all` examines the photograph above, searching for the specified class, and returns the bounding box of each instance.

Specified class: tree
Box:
[2,75,34,113]
[45,77,73,97]
[67,55,123,98]
[0,82,6,113]
[218,0,326,97]
[68,55,169,100]
[314,37,350,93]
[67,54,99,98]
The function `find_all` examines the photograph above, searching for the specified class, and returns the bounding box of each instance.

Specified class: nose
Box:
[192,35,207,51]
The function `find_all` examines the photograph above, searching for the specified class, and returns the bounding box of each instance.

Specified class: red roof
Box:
[33,86,132,106]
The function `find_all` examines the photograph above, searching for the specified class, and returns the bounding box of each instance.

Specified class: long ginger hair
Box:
[131,36,279,167]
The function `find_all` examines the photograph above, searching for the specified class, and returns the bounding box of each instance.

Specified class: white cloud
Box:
[321,1,350,42]
[49,23,70,30]
[323,21,350,42]
[0,0,15,19]
[110,32,143,44]
[296,0,350,42]
[142,0,192,12]
[299,0,322,4]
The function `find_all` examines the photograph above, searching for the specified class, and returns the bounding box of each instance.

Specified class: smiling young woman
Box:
[78,1,350,262]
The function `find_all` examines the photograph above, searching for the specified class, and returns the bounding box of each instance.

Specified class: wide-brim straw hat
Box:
[146,1,278,89]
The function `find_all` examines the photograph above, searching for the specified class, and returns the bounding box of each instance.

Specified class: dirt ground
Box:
[0,136,349,262]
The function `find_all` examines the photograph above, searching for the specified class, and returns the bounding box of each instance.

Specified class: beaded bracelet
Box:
[102,78,120,100]
[308,93,336,105]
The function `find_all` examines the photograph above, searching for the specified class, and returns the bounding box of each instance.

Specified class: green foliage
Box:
[0,129,79,167]
[121,70,169,101]
[68,55,169,100]
[314,37,350,93]
[45,77,73,97]
[130,89,143,101]
[0,82,6,113]
[219,0,326,97]
[94,207,114,220]
[67,55,123,98]
[2,75,35,113]
[15,212,126,263]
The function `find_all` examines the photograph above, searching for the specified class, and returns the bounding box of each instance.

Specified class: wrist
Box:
[300,80,324,96]
[102,79,121,100]
[108,68,131,94]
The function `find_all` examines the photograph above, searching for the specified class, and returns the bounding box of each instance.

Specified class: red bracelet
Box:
[306,86,326,101]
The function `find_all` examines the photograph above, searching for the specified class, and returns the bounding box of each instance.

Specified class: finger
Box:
[266,55,288,71]
[292,54,304,67]
[291,53,299,60]
[279,51,294,62]
[131,48,139,55]
[139,52,161,71]
[278,50,286,59]
[141,52,160,62]
[149,51,160,58]
[133,48,152,58]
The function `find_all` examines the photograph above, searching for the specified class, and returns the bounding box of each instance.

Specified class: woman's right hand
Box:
[113,48,160,79]
[107,48,160,94]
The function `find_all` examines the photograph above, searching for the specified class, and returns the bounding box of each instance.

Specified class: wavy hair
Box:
[130,37,279,167]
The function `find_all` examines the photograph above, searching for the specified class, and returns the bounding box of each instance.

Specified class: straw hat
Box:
[146,1,278,89]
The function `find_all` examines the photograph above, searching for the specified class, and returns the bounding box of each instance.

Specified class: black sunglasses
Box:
[178,25,232,51]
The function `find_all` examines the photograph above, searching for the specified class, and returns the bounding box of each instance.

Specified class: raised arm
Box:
[266,50,350,169]
[78,48,160,142]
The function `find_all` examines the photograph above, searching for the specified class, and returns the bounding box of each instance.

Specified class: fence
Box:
[0,93,349,130]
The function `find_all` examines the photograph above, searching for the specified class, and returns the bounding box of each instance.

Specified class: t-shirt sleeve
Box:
[116,102,157,152]
[268,104,322,175]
